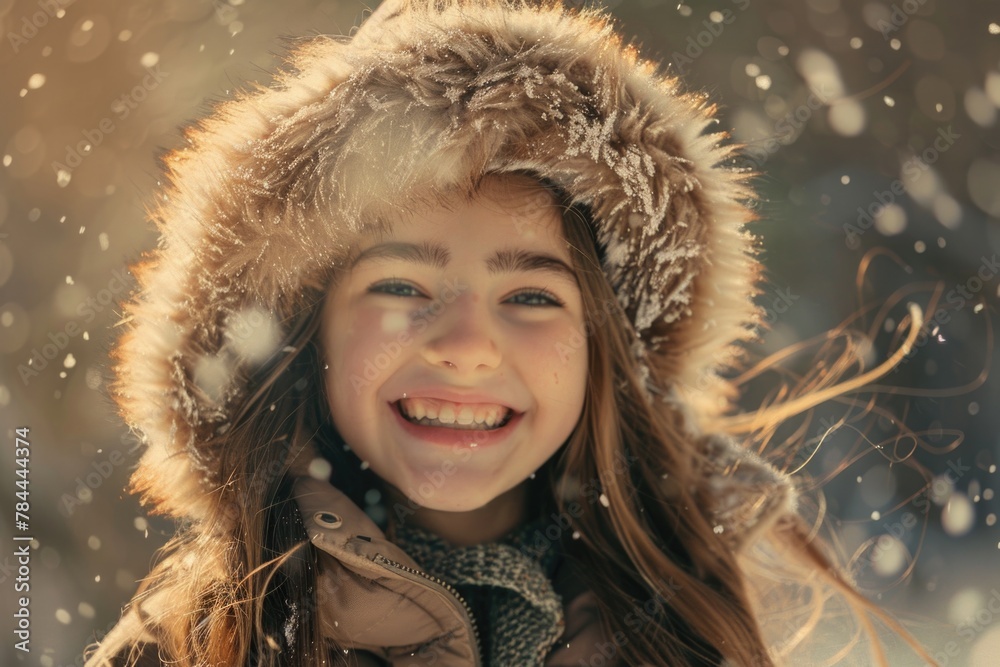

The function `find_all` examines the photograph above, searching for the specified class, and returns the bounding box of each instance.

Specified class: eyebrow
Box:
[348,241,577,283]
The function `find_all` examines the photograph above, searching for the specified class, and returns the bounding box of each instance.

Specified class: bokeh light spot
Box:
[942,493,975,536]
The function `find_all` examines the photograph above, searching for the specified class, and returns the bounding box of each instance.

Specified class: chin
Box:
[394,474,504,512]
[417,495,495,513]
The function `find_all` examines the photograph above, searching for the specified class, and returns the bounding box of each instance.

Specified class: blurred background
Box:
[0,0,998,664]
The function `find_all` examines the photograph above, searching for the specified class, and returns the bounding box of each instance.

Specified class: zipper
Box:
[372,553,483,667]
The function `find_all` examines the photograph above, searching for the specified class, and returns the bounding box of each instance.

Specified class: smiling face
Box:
[320,175,588,514]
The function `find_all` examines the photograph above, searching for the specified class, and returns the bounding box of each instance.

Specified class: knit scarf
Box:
[389,513,566,665]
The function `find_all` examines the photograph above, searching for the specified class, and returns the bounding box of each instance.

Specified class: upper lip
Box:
[393,386,522,413]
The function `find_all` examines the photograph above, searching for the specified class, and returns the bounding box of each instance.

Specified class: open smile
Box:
[395,398,514,430]
[389,400,523,448]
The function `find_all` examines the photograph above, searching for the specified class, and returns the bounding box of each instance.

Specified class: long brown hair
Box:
[529,177,763,665]
[89,173,932,666]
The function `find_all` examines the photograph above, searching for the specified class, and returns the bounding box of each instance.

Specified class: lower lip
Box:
[388,401,523,449]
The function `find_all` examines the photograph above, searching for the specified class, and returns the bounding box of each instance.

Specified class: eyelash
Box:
[369,279,565,308]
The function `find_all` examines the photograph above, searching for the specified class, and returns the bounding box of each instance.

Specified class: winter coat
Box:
[96,476,610,666]
[89,0,796,664]
[290,476,605,666]
[98,439,787,667]
[288,434,794,667]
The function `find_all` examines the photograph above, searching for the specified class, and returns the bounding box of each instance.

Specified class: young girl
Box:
[86,0,931,665]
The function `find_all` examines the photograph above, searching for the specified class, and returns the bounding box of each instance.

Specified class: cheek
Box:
[324,310,391,438]
[520,321,588,394]
[331,308,403,376]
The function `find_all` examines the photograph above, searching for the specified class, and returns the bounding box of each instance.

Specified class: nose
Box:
[420,291,502,373]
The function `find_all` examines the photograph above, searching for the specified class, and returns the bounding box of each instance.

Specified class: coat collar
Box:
[295,477,480,663]
[294,476,577,666]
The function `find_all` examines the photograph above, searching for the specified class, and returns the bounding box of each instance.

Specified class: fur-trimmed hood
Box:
[113,0,790,530]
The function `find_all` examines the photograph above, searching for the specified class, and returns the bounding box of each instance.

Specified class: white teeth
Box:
[438,404,456,423]
[399,398,511,428]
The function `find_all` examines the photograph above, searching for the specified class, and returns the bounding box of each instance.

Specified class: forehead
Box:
[358,175,566,249]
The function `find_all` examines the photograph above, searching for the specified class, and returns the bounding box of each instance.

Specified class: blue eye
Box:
[368,280,424,298]
[507,289,564,308]
[368,281,563,307]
